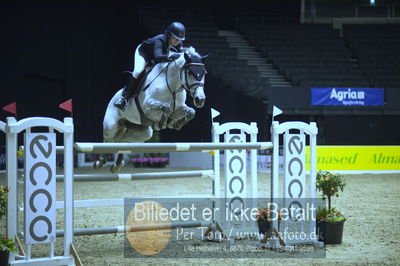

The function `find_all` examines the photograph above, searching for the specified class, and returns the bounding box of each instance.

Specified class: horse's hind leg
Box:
[104,118,126,143]
[110,153,125,173]
[97,122,125,170]
[108,124,127,173]
[96,105,126,170]
[110,122,153,173]
[93,155,107,169]
[119,122,153,143]
[106,120,127,173]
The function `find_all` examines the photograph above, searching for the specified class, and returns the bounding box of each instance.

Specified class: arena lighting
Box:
[370,0,375,5]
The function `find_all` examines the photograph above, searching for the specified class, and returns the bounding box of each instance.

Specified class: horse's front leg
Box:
[142,98,171,123]
[168,105,196,130]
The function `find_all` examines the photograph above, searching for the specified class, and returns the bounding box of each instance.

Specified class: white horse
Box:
[97,47,208,172]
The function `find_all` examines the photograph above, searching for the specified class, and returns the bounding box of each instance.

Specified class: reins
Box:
[142,61,173,92]
[145,58,205,98]
[141,56,206,105]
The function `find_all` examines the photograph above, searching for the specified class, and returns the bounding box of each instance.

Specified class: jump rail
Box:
[73,142,273,153]
[55,194,215,209]
[56,170,214,182]
[55,221,213,237]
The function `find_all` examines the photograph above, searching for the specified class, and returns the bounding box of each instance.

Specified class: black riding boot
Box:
[114,76,139,110]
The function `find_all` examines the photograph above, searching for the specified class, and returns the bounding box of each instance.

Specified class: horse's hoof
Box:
[153,124,160,131]
[93,160,103,169]
[174,125,183,130]
[161,120,168,129]
[110,161,125,173]
[186,110,195,120]
[161,105,171,114]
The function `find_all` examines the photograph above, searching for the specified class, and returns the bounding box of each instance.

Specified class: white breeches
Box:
[132,44,146,78]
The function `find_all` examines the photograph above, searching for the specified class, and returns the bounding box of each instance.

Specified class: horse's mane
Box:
[181,46,201,57]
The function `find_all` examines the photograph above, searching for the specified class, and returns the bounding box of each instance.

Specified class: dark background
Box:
[1,0,399,144]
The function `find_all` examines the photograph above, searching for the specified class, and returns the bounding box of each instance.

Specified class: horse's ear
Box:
[184,52,190,62]
[201,54,209,61]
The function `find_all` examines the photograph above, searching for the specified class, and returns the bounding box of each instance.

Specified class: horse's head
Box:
[177,47,208,108]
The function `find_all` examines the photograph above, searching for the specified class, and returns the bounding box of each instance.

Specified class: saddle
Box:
[125,62,155,98]
[125,60,171,128]
[130,62,157,127]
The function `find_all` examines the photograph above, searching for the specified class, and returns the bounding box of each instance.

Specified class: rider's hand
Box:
[168,54,180,61]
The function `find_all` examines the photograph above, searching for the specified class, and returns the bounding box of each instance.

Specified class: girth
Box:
[134,96,153,127]
[134,92,176,129]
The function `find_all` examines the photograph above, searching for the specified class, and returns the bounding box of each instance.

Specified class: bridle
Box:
[144,56,206,98]
[179,62,206,98]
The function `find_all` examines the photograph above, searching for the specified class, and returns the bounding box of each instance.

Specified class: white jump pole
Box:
[55,170,215,182]
[74,141,272,153]
[6,117,19,264]
[211,121,221,237]
[0,120,16,260]
[54,194,217,209]
[63,118,74,261]
[55,221,213,237]
[271,121,280,234]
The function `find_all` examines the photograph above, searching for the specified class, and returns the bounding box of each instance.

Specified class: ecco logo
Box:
[25,133,56,244]
[226,134,246,217]
[285,134,305,221]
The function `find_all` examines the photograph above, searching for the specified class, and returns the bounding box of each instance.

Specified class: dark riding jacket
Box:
[140,34,183,63]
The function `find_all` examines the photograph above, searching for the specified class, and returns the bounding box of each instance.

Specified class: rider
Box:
[114,22,186,110]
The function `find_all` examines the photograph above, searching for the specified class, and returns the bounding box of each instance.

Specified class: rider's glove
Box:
[168,54,180,61]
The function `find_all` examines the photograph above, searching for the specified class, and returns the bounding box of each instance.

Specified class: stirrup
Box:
[114,97,127,111]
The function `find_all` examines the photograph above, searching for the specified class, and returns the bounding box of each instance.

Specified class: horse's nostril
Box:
[195,97,205,107]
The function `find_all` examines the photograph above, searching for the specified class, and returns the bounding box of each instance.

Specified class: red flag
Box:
[2,102,17,117]
[59,99,73,116]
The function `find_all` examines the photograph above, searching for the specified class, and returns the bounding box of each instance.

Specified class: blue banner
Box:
[311,87,384,106]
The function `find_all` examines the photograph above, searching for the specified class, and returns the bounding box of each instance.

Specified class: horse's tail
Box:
[122,70,133,76]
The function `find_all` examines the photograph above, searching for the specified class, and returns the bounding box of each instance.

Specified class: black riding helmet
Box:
[165,22,186,41]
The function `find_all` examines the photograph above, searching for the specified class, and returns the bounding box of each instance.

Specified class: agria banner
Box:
[311,87,384,106]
